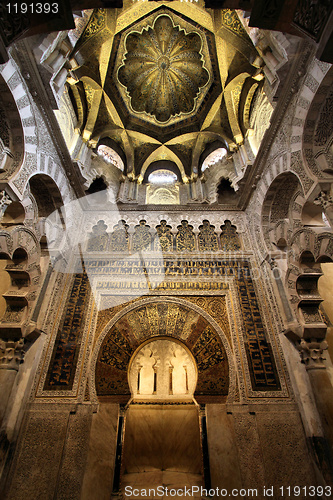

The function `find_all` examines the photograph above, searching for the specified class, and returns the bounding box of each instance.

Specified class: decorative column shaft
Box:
[199,404,211,492]
[112,405,126,497]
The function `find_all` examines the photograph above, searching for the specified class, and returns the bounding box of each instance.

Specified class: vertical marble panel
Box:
[122,405,202,475]
[81,403,119,500]
[206,404,242,492]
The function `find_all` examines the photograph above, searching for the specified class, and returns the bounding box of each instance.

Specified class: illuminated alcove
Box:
[128,338,197,401]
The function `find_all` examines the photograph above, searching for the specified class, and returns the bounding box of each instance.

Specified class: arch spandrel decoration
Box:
[95,299,230,403]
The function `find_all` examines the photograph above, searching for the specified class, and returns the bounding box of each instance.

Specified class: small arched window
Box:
[201,148,227,172]
[148,169,178,185]
[97,145,124,171]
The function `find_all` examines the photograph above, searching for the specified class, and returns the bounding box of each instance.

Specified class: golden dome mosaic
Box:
[117,14,210,123]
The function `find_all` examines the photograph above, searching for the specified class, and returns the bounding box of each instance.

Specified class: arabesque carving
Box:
[0,338,24,370]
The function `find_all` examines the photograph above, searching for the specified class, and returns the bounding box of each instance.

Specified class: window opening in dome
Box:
[201,148,227,172]
[97,145,124,171]
[148,170,178,185]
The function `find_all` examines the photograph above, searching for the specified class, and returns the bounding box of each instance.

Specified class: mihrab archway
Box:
[93,297,231,496]
[94,298,230,404]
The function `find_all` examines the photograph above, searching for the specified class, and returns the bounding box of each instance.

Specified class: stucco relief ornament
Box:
[314,191,333,210]
[0,190,12,219]
[0,338,24,371]
[118,15,209,123]
[298,339,328,370]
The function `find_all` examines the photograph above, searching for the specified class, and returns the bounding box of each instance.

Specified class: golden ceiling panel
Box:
[215,9,258,63]
[104,6,222,141]
[81,8,106,42]
[70,6,260,156]
[118,15,209,123]
[113,9,214,129]
[220,9,247,37]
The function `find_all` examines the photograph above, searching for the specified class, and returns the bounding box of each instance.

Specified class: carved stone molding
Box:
[9,41,85,199]
[298,339,328,370]
[238,40,315,210]
[0,338,24,371]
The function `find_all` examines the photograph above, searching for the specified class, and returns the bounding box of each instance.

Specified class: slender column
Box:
[112,405,126,497]
[199,404,211,492]
[0,339,24,425]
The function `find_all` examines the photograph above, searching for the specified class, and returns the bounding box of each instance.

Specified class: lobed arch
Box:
[0,58,77,203]
[85,217,243,253]
[86,176,109,199]
[301,201,330,227]
[27,173,66,254]
[303,66,333,177]
[0,248,30,326]
[0,228,41,339]
[261,172,303,249]
[0,251,14,322]
[285,229,333,317]
[0,74,25,180]
[28,174,64,219]
[89,296,236,405]
[67,81,87,135]
[140,147,186,182]
[12,147,74,205]
[1,201,25,227]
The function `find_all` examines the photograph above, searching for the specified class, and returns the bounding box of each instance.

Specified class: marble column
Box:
[112,405,126,497]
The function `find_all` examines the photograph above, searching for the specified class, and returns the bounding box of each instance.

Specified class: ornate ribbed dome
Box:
[118,15,209,123]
